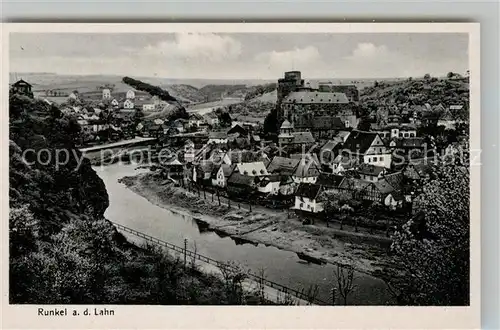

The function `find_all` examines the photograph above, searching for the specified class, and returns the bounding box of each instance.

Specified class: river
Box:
[94,163,393,305]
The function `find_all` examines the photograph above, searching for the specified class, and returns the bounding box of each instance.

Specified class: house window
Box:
[410,132,415,137]
[399,133,403,137]
[404,133,409,138]
[366,157,371,162]
[300,203,304,208]
[380,156,384,161]
[373,157,377,162]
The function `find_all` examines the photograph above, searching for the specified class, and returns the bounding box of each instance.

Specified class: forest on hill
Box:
[122,76,189,121]
[360,76,469,108]
[197,84,248,102]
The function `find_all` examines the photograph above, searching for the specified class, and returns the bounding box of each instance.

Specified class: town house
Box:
[126,90,135,99]
[203,112,220,127]
[291,155,321,184]
[188,113,205,128]
[342,130,392,169]
[123,99,134,109]
[294,183,324,214]
[357,163,387,182]
[208,131,229,145]
[102,88,111,99]
[211,164,235,188]
[331,154,358,174]
[11,79,33,97]
[257,175,282,195]
[226,172,258,198]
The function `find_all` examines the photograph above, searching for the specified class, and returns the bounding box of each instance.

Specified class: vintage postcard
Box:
[1,23,480,329]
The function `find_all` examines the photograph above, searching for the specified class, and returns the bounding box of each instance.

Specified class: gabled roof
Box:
[235,161,269,176]
[383,172,404,191]
[293,159,320,178]
[290,153,320,166]
[357,163,386,176]
[295,183,322,200]
[337,131,351,139]
[222,164,236,177]
[259,174,282,187]
[197,161,215,174]
[292,132,315,145]
[229,150,257,164]
[280,119,293,129]
[266,156,300,175]
[189,113,205,120]
[333,155,358,169]
[320,139,342,153]
[12,79,32,87]
[433,103,446,112]
[373,180,395,194]
[316,173,344,189]
[401,137,425,148]
[339,177,370,191]
[342,130,380,154]
[164,158,183,166]
[204,111,219,119]
[227,124,248,135]
[227,172,256,186]
[211,162,235,178]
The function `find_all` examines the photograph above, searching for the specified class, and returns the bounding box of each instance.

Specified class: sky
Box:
[9,33,469,80]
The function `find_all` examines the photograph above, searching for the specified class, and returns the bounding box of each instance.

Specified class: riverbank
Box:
[119,172,395,276]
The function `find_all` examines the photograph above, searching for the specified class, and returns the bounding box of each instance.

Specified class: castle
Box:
[276,71,359,139]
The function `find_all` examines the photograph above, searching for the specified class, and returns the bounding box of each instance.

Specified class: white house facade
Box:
[126,90,136,99]
[123,99,134,109]
[102,89,111,99]
[294,195,324,213]
[143,104,156,111]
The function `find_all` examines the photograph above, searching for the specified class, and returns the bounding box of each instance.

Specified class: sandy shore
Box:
[119,172,394,276]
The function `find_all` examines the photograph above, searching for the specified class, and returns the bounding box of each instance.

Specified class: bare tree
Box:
[334,264,358,305]
[254,267,267,303]
[218,261,248,304]
[189,241,199,271]
[302,284,320,305]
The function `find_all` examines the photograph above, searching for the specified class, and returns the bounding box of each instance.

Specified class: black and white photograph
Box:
[3,23,480,327]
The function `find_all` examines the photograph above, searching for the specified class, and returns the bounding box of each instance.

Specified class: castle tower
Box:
[276,71,304,123]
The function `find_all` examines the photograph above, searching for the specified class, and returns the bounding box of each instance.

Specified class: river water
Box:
[94,163,393,305]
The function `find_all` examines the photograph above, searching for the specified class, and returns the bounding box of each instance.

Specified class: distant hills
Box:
[10,72,408,105]
[12,72,466,119]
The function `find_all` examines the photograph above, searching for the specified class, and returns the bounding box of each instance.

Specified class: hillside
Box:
[198,84,248,102]
[143,104,185,121]
[359,77,469,108]
[164,84,207,103]
[122,77,189,121]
